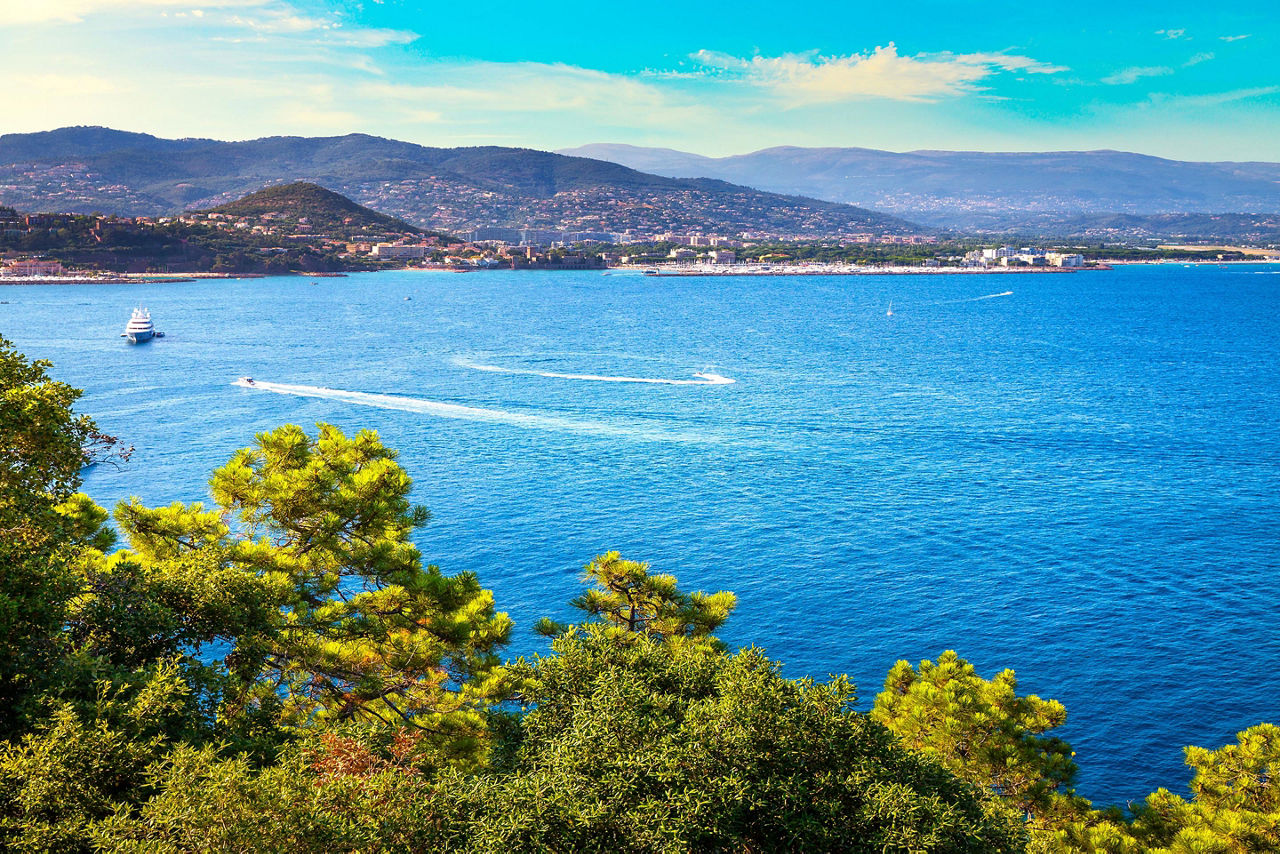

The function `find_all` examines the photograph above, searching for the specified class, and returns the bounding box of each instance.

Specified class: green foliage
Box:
[0,211,384,274]
[96,630,1025,853]
[872,650,1079,819]
[1128,723,1280,853]
[0,337,124,736]
[535,551,737,651]
[0,662,197,853]
[1031,725,1280,853]
[204,181,428,236]
[461,627,1024,852]
[93,737,461,853]
[117,423,514,754]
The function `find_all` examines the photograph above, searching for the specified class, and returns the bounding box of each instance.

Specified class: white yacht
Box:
[121,307,157,344]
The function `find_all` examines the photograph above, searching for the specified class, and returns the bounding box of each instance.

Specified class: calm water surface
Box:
[4,264,1278,807]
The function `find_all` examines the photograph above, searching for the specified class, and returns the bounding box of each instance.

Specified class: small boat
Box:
[238,376,255,385]
[886,301,894,317]
[121,307,157,343]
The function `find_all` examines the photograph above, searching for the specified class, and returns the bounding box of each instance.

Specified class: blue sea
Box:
[4,264,1278,807]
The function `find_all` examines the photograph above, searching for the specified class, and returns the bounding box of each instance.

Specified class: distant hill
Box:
[0,127,918,238]
[990,211,1280,242]
[204,182,429,236]
[559,143,1280,235]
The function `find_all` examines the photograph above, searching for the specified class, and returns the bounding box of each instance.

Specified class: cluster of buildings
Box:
[465,227,622,244]
[345,239,604,270]
[843,233,939,245]
[0,258,64,277]
[963,246,1085,268]
[663,248,736,264]
[357,177,938,244]
[0,162,157,218]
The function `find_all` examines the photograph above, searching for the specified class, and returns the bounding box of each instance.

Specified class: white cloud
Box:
[1156,28,1188,40]
[228,12,331,33]
[951,52,1068,75]
[0,0,263,25]
[0,0,414,45]
[227,8,417,44]
[1102,66,1174,85]
[330,27,417,47]
[690,44,1065,104]
[1183,52,1214,67]
[1219,34,1251,42]
[1147,86,1280,108]
[359,61,704,126]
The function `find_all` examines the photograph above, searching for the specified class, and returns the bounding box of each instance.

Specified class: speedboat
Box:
[238,376,255,385]
[121,307,156,344]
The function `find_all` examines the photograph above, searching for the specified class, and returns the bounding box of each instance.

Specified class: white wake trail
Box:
[233,379,715,444]
[455,358,735,385]
[931,290,1014,305]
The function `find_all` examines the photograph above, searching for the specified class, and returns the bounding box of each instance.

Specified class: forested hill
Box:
[0,126,920,238]
[203,182,428,236]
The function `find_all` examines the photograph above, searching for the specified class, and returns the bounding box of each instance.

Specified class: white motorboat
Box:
[121,307,157,343]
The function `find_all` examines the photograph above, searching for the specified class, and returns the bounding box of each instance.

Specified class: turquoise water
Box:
[4,264,1278,807]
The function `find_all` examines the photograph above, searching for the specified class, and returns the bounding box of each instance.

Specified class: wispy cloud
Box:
[0,0,415,47]
[225,8,416,45]
[1147,86,1280,108]
[359,61,706,127]
[1156,28,1189,40]
[0,0,264,25]
[1102,66,1174,85]
[691,44,1065,104]
[1183,52,1214,67]
[1219,34,1251,42]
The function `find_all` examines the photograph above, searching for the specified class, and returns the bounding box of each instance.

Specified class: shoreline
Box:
[639,264,1103,277]
[0,276,197,285]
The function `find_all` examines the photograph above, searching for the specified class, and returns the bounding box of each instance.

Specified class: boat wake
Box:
[232,379,716,443]
[454,357,735,385]
[930,290,1014,305]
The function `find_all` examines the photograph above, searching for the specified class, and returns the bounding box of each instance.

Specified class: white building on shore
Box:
[371,243,428,260]
[1,258,64,277]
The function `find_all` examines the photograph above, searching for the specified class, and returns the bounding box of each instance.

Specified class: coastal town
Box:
[0,204,1089,278]
[3,182,1272,283]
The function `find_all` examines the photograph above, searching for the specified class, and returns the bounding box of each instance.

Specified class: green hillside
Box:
[0,127,921,237]
[204,181,432,237]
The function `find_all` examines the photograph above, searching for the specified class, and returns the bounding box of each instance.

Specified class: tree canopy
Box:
[536,551,737,650]
[2,339,1278,853]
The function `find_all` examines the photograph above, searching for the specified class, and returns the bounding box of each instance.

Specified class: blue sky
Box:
[0,0,1276,159]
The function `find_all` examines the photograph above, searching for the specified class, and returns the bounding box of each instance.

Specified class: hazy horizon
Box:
[11,124,1280,166]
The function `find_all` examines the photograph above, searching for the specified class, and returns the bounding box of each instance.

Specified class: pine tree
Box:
[536,551,737,650]
[116,423,513,763]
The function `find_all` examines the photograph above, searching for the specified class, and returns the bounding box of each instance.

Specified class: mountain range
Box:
[560,144,1280,235]
[6,127,1278,241]
[0,127,915,238]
